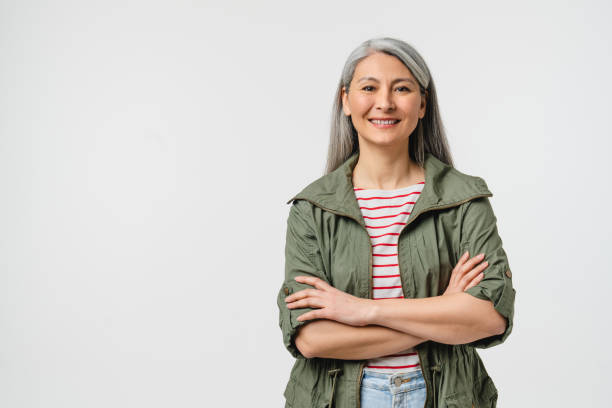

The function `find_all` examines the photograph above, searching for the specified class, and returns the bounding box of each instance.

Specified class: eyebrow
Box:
[357,76,417,85]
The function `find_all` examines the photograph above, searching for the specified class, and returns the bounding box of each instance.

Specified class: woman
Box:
[277,37,515,408]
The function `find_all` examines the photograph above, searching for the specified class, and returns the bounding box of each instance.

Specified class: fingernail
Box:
[478,253,485,258]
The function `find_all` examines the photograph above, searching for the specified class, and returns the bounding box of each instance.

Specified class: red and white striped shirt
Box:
[353,181,425,374]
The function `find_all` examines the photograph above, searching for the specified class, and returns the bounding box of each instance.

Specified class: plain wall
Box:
[1,0,610,406]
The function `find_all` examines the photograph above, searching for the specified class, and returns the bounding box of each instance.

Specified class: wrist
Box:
[363,298,380,326]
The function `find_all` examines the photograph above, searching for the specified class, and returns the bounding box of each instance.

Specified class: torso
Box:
[353,182,425,374]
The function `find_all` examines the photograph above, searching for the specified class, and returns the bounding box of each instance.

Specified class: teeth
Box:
[371,119,399,125]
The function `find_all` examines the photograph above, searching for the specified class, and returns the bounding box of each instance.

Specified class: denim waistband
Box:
[361,367,425,393]
[363,368,423,380]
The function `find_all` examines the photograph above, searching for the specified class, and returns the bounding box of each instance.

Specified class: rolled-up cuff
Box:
[278,280,318,359]
[464,266,515,349]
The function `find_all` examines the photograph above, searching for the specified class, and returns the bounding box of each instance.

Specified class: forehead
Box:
[353,52,416,82]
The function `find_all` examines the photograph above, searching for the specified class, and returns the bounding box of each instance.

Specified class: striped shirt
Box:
[353,181,425,374]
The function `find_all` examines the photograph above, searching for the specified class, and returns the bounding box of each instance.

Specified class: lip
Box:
[368,118,401,129]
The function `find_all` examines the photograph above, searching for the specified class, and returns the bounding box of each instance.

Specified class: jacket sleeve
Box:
[460,196,516,349]
[277,199,331,359]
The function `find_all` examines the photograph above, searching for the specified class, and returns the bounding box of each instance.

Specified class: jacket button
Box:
[284,287,290,295]
[505,269,512,278]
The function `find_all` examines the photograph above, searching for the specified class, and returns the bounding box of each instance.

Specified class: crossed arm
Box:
[286,252,507,360]
[281,198,513,360]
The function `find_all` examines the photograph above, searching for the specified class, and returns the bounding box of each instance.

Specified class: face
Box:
[341,52,426,149]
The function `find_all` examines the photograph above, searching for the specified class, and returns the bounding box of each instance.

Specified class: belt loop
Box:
[327,368,343,408]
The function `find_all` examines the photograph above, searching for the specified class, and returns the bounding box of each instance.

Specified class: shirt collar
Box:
[286,151,492,226]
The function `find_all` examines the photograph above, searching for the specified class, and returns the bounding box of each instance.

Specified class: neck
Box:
[352,144,424,190]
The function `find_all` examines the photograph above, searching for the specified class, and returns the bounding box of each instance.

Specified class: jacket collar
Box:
[286,151,492,227]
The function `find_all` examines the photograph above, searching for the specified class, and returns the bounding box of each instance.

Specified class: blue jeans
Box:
[360,369,427,408]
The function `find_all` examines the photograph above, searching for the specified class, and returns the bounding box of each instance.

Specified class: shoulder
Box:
[288,198,314,218]
[286,199,320,237]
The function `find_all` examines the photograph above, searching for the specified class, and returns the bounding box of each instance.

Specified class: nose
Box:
[375,88,395,111]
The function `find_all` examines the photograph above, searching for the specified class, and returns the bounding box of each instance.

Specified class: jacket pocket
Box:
[284,376,330,408]
[444,391,472,408]
[444,375,498,408]
[473,375,498,408]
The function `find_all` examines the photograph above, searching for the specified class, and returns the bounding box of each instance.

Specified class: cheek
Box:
[350,95,373,116]
[398,99,420,114]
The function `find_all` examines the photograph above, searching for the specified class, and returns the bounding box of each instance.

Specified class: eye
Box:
[396,86,411,92]
[362,85,375,92]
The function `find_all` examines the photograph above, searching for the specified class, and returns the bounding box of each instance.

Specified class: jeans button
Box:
[394,377,402,386]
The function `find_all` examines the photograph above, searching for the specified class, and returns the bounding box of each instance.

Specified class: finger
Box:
[452,251,470,272]
[284,288,319,303]
[464,272,484,290]
[458,251,470,266]
[461,253,485,274]
[450,251,470,285]
[286,297,325,310]
[296,309,323,322]
[463,261,487,283]
[460,260,488,287]
[294,275,331,290]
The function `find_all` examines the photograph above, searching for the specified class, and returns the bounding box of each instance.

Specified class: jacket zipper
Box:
[356,244,372,408]
[289,193,491,408]
[288,199,370,408]
[395,193,492,407]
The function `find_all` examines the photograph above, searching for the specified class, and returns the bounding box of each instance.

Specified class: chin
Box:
[362,136,406,148]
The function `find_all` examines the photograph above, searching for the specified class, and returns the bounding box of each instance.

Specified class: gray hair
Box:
[324,37,454,174]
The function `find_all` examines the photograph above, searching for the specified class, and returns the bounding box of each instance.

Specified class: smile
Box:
[369,119,400,128]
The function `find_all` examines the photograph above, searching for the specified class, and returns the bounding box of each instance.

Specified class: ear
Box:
[419,90,427,119]
[341,86,351,116]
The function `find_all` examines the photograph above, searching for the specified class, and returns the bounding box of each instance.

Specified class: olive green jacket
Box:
[277,151,516,408]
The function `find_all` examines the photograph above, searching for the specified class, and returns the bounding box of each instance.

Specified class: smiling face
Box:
[341,52,426,149]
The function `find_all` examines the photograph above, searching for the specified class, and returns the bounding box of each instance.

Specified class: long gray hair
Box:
[324,37,454,174]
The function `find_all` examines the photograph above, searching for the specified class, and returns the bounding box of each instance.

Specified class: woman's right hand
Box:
[442,251,488,296]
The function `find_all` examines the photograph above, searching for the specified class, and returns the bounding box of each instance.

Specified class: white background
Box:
[1,1,610,407]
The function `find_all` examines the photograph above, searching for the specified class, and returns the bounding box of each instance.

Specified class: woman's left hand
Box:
[284,275,372,326]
